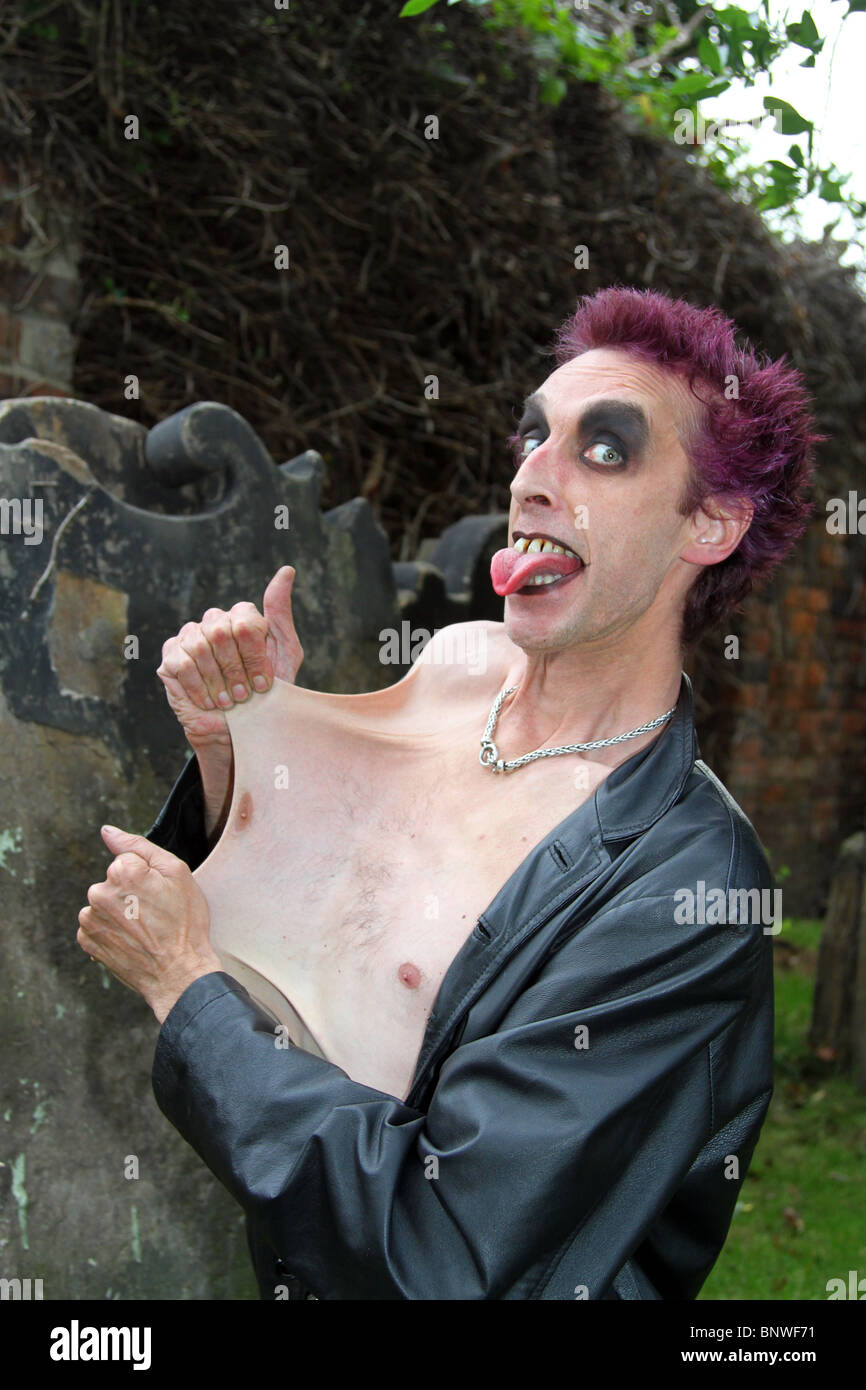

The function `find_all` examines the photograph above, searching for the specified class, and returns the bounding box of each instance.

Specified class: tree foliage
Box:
[400,0,865,226]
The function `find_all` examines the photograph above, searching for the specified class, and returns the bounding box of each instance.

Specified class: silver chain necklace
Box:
[479,685,678,774]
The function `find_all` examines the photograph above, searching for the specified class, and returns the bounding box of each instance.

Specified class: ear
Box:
[682,496,753,566]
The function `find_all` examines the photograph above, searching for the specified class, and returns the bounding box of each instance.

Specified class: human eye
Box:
[581,437,626,468]
[508,431,543,471]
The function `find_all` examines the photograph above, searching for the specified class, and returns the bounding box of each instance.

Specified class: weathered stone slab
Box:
[0,395,401,1298]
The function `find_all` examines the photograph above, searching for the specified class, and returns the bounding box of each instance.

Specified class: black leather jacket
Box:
[147,670,774,1300]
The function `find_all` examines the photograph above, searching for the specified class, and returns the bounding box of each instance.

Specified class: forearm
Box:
[193,741,234,842]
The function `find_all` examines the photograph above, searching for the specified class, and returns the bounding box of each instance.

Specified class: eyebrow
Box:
[518,391,651,455]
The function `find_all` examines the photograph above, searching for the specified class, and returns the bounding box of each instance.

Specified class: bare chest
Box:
[195,679,606,1099]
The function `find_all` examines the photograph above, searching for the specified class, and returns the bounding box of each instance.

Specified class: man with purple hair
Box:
[79,286,821,1300]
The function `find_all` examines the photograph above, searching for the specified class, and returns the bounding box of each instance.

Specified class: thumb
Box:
[262,566,304,682]
[101,824,141,851]
[100,824,185,874]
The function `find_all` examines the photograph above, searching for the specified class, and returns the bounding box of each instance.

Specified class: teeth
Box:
[513,536,580,560]
[525,574,560,586]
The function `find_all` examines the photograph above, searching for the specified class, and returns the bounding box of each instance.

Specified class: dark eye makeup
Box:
[507,396,649,474]
[508,428,628,472]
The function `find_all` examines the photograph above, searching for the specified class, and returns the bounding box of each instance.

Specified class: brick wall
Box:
[712,514,866,917]
[0,160,80,398]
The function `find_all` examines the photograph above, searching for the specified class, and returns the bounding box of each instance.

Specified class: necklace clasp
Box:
[479,738,501,770]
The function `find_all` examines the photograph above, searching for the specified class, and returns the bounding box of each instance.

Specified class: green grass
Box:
[699,916,866,1300]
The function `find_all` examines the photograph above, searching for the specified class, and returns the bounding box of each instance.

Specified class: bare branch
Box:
[632,2,716,70]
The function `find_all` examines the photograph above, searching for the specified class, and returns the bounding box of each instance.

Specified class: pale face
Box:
[504,346,715,654]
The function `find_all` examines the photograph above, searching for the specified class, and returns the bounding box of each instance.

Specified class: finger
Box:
[262,567,295,638]
[175,624,226,708]
[86,882,137,934]
[262,567,304,681]
[158,634,217,712]
[77,915,151,987]
[106,852,147,887]
[200,609,252,706]
[229,602,273,693]
[78,906,97,939]
[100,825,188,877]
[77,916,98,958]
[158,650,215,709]
[78,904,115,949]
[86,880,113,912]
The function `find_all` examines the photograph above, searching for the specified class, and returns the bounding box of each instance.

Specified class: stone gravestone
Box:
[809,830,866,1092]
[0,396,403,1298]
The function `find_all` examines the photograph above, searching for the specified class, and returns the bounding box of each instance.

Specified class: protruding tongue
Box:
[490,546,583,597]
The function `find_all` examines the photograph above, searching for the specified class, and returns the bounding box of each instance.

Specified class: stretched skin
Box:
[195,631,610,1100]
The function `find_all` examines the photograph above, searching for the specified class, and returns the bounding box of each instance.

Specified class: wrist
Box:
[150,952,224,1025]
[187,734,232,768]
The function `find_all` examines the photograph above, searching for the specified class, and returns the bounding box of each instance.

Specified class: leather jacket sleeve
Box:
[150,747,771,1300]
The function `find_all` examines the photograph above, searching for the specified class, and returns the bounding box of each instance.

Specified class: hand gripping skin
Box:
[194,665,445,1101]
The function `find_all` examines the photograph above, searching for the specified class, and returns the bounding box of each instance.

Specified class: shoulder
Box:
[413,619,513,686]
[645,759,776,945]
[689,759,772,883]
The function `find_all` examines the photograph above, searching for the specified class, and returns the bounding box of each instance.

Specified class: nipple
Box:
[236,791,253,829]
[397,961,421,990]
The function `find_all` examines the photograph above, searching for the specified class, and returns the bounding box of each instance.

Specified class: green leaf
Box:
[715,6,755,38]
[819,174,846,201]
[698,34,723,73]
[670,71,718,94]
[650,22,680,48]
[668,77,731,105]
[399,0,440,15]
[788,143,805,166]
[786,10,821,49]
[758,183,796,210]
[699,80,731,100]
[539,74,567,105]
[723,34,744,68]
[764,97,812,134]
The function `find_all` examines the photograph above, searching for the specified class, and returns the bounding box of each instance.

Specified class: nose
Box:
[510,446,556,511]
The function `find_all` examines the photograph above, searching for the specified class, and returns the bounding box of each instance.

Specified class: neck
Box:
[497,632,683,768]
